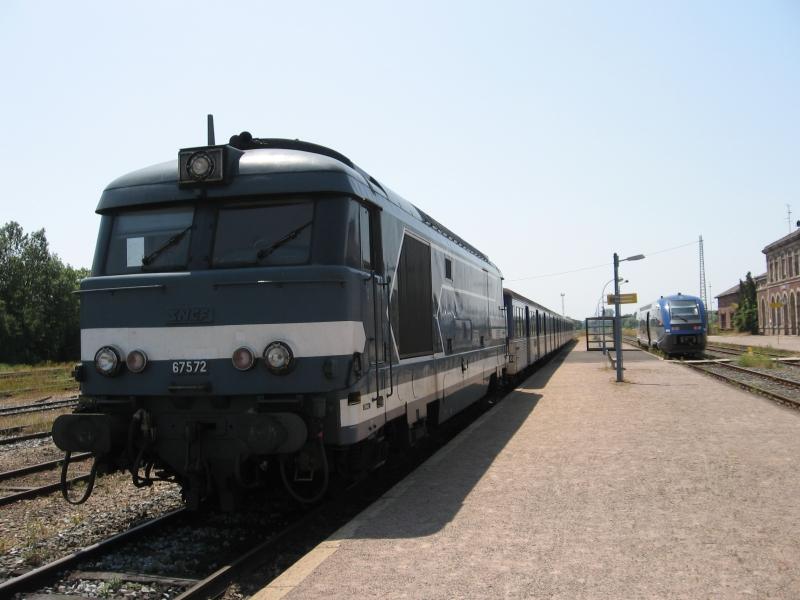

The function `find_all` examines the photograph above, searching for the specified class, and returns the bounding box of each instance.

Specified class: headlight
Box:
[186,151,214,180]
[94,346,122,377]
[264,341,294,374]
[126,349,148,373]
[232,346,255,371]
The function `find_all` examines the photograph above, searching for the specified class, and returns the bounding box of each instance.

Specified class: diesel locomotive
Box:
[53,131,571,509]
[635,293,707,356]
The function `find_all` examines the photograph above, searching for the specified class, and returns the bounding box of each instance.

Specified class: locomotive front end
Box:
[53,136,381,509]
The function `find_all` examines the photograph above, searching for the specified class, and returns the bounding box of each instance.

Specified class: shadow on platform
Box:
[348,386,541,539]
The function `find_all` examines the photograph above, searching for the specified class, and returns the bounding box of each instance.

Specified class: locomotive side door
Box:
[361,203,389,421]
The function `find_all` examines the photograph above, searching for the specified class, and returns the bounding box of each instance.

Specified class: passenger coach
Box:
[504,289,569,377]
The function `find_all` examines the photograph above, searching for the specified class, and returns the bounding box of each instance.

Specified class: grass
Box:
[19,520,54,566]
[0,362,76,399]
[738,349,776,369]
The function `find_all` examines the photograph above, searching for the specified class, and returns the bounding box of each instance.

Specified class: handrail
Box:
[74,284,165,294]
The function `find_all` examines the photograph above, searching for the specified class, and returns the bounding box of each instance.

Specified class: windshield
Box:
[669,300,700,321]
[212,201,314,267]
[105,206,194,274]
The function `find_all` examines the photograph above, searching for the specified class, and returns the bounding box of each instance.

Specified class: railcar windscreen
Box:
[105,206,194,274]
[668,299,700,321]
[212,201,313,267]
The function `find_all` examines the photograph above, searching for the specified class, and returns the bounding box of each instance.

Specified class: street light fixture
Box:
[613,253,645,382]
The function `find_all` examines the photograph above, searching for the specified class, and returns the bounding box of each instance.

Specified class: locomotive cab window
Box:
[104,205,195,274]
[213,200,313,267]
[346,201,375,272]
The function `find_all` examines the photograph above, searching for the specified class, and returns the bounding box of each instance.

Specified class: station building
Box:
[716,283,740,331]
[758,228,800,334]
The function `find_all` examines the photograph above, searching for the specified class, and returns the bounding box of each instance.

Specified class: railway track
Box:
[0,397,78,417]
[0,431,52,446]
[0,509,186,597]
[685,361,800,409]
[0,451,94,507]
[704,343,796,359]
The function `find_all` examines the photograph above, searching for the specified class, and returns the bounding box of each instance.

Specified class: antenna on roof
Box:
[207,114,215,146]
[787,204,793,233]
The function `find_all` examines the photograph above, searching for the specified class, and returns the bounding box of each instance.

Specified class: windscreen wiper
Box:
[141,225,193,266]
[256,221,313,262]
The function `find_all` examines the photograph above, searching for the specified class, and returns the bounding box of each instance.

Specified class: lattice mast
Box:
[699,235,708,310]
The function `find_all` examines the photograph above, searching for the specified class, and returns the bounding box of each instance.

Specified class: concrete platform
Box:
[709,334,800,353]
[255,343,800,599]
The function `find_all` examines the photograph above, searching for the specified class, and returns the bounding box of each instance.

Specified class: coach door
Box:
[525,306,531,367]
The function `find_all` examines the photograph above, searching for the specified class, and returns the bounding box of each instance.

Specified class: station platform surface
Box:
[708,333,800,353]
[255,342,800,599]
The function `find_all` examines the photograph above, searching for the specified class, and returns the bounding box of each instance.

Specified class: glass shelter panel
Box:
[585,317,615,351]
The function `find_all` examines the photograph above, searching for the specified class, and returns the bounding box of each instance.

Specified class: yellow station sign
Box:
[607,293,638,305]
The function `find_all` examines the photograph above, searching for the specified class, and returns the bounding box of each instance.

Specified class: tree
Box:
[733,272,759,334]
[0,222,86,364]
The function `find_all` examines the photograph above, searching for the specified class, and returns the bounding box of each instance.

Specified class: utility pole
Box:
[788,204,793,234]
[699,235,708,310]
[561,292,565,317]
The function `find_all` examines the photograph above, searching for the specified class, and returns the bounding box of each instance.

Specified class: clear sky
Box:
[1,1,798,319]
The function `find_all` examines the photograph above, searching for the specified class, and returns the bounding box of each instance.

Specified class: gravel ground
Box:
[29,499,297,599]
[0,437,66,473]
[0,473,182,580]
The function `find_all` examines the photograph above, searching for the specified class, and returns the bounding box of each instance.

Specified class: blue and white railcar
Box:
[635,294,707,356]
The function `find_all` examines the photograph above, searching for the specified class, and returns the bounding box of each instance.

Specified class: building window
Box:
[445,258,452,280]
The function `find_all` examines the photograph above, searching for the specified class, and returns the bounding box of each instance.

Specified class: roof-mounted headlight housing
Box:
[178,145,226,185]
[94,346,122,377]
[264,341,294,374]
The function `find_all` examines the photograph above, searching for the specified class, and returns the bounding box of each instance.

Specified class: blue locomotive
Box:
[635,294,707,356]
[52,131,571,509]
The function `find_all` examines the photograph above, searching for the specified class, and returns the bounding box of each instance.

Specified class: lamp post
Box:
[613,253,645,382]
